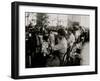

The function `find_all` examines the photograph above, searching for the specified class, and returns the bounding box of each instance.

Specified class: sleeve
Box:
[52,43,64,51]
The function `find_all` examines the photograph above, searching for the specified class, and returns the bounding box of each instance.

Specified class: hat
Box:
[58,28,66,36]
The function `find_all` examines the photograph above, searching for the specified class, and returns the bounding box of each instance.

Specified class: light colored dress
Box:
[42,41,49,56]
[68,33,75,47]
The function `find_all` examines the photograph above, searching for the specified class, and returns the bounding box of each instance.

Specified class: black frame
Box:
[11,1,98,79]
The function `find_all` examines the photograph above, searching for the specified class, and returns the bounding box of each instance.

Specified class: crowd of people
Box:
[25,22,89,68]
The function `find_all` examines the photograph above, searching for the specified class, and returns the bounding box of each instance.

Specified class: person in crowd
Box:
[67,22,83,65]
[42,34,50,57]
[49,31,55,47]
[68,31,75,48]
[51,28,68,66]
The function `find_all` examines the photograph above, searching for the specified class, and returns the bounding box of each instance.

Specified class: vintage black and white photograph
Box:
[25,12,90,68]
[11,2,97,79]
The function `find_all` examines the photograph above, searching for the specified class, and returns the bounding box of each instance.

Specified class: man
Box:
[51,29,68,65]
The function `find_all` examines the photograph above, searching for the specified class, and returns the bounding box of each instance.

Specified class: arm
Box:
[52,43,64,51]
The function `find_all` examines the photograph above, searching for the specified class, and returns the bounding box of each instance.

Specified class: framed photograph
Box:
[11,1,98,79]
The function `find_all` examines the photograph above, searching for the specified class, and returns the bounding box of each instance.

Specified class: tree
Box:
[35,13,49,33]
